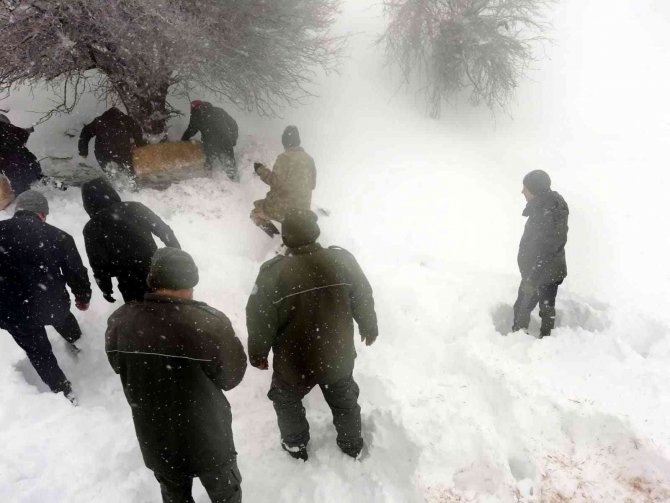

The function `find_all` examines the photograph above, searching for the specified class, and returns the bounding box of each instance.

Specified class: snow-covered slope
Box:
[2,0,670,501]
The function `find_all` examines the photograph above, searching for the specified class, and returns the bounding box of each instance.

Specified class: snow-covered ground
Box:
[2,0,670,501]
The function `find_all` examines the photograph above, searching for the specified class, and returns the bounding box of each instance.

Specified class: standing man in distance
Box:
[0,191,91,404]
[512,170,569,338]
[251,126,316,237]
[106,248,247,502]
[182,100,239,181]
[82,177,180,303]
[246,210,378,460]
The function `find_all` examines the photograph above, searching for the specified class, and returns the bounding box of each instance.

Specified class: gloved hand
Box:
[75,299,90,311]
[361,332,377,346]
[252,356,269,370]
[520,279,536,296]
[103,293,116,303]
[253,162,264,174]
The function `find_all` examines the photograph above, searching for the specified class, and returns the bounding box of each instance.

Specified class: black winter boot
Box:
[282,443,308,461]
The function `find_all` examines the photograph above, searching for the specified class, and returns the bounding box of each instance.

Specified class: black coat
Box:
[82,179,180,297]
[106,294,247,476]
[181,104,238,154]
[0,121,31,152]
[246,243,378,386]
[0,212,91,326]
[78,108,145,167]
[518,190,569,286]
[0,147,43,195]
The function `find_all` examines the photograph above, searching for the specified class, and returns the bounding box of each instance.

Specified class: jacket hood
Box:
[101,107,125,120]
[523,190,568,217]
[81,177,122,217]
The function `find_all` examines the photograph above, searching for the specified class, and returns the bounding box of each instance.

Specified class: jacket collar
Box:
[13,211,41,220]
[287,242,322,256]
[285,146,304,153]
[522,191,553,217]
[143,293,200,306]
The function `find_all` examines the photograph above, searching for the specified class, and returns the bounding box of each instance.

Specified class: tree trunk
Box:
[113,77,171,141]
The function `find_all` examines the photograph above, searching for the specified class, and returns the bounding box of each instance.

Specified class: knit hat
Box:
[282,209,320,248]
[14,190,49,215]
[147,248,199,290]
[190,100,206,110]
[282,125,301,149]
[523,170,552,196]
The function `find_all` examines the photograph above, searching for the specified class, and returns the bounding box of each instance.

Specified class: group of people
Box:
[0,127,376,502]
[0,99,568,501]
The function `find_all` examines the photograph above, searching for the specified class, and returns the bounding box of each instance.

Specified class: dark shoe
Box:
[67,342,82,357]
[338,441,363,459]
[539,330,551,338]
[61,381,78,406]
[282,443,308,461]
[259,221,280,238]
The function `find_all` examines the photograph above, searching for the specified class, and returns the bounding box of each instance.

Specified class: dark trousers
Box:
[52,312,83,344]
[512,281,561,336]
[118,271,150,303]
[268,373,363,456]
[205,147,237,181]
[154,462,242,503]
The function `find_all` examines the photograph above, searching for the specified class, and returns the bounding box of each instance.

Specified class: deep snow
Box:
[2,0,670,501]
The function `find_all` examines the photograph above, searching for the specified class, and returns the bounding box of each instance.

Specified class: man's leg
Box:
[538,283,560,337]
[6,325,71,393]
[51,312,82,344]
[320,375,363,458]
[199,462,242,503]
[251,200,280,237]
[222,148,238,181]
[267,373,312,453]
[118,271,150,303]
[512,281,540,332]
[154,471,195,503]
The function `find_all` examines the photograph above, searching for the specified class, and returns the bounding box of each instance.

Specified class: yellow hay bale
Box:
[0,174,14,210]
[132,142,205,176]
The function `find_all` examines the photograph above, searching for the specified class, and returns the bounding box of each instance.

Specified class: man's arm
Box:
[181,113,200,142]
[246,268,280,367]
[78,120,97,157]
[129,118,146,147]
[133,203,180,249]
[347,253,378,345]
[527,205,569,285]
[201,314,247,391]
[61,234,92,304]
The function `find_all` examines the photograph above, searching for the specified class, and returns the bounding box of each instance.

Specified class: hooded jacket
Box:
[82,179,180,296]
[78,108,145,167]
[256,147,316,221]
[181,103,238,154]
[518,190,569,285]
[106,294,247,475]
[246,242,378,386]
[0,121,42,195]
[0,212,91,326]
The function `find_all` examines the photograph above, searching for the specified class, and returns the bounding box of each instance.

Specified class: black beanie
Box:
[147,248,199,290]
[523,170,551,196]
[282,209,320,248]
[282,125,301,149]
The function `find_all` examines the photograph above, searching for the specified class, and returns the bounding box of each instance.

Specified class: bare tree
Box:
[380,0,553,117]
[0,0,342,135]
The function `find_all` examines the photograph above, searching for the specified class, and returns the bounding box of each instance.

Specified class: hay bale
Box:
[132,141,206,177]
[0,174,14,210]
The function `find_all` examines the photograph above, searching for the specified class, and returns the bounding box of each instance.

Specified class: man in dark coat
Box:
[182,100,239,181]
[82,177,180,303]
[246,210,378,460]
[512,170,569,338]
[0,116,43,195]
[106,248,247,503]
[78,107,145,174]
[0,191,91,403]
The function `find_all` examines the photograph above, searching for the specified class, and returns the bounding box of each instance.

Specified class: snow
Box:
[2,0,670,501]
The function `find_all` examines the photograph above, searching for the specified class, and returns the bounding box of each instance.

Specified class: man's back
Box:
[262,147,316,217]
[0,213,89,325]
[247,244,377,385]
[79,108,143,163]
[106,294,247,474]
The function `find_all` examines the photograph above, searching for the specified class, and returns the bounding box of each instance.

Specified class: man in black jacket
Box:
[246,210,378,460]
[78,107,145,174]
[0,116,43,195]
[0,191,91,403]
[182,100,238,181]
[106,248,247,503]
[512,170,569,338]
[82,177,180,303]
